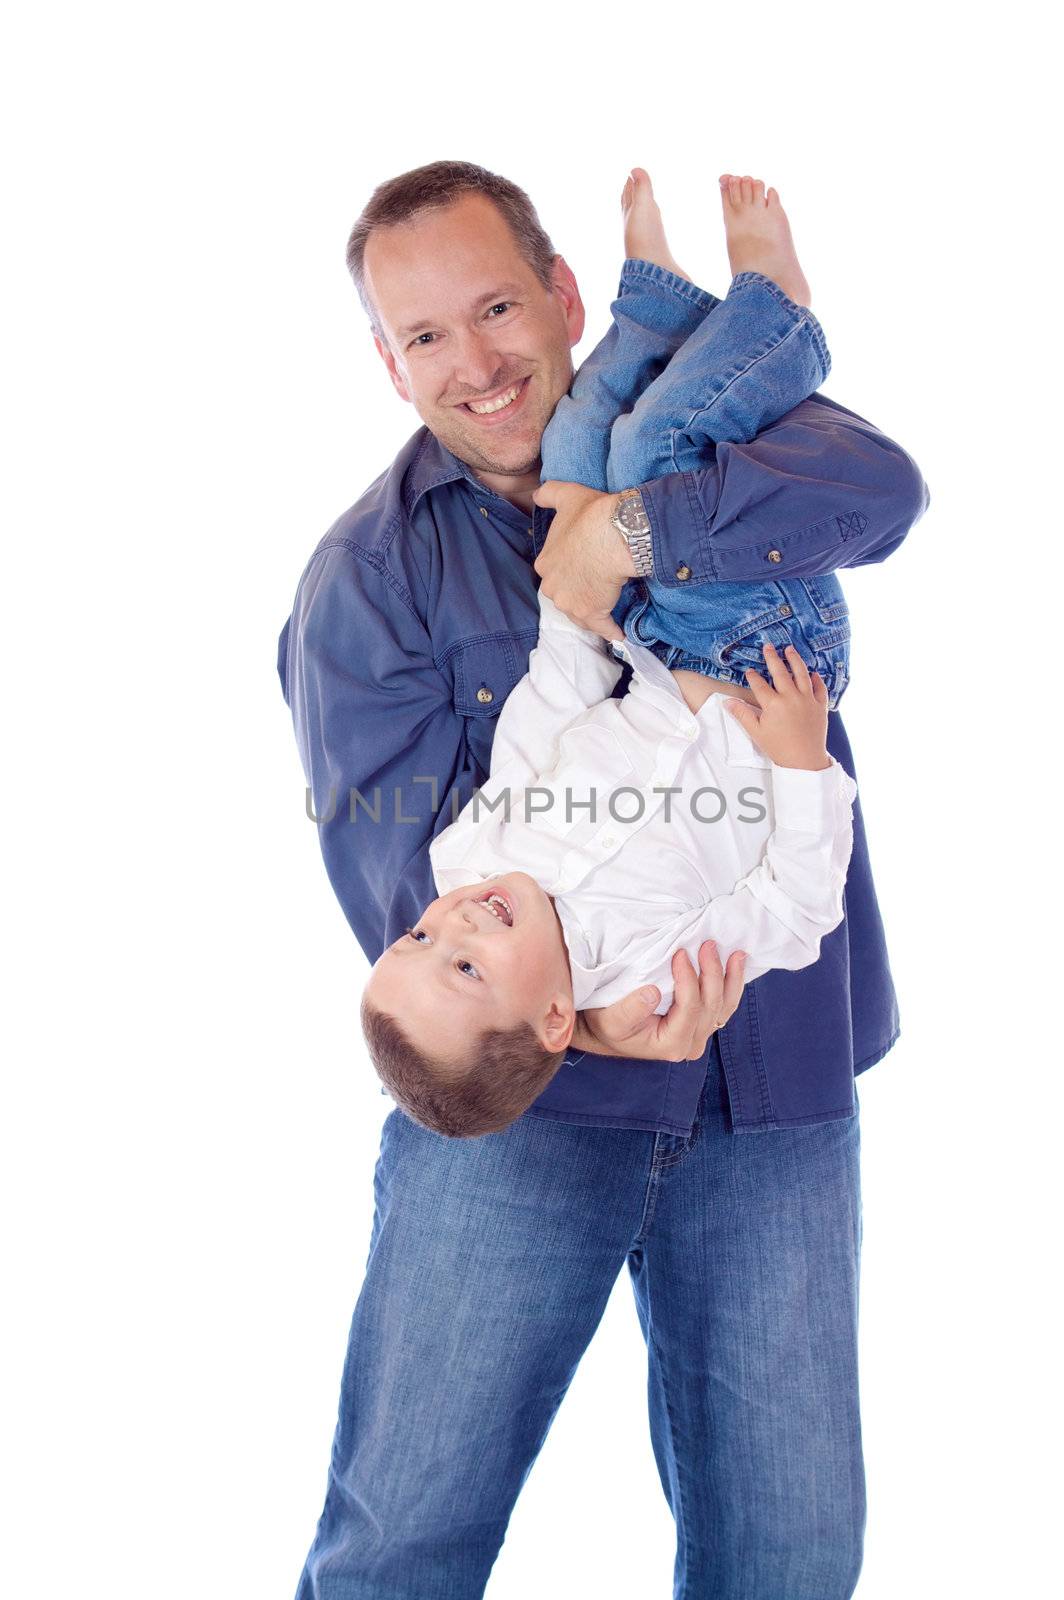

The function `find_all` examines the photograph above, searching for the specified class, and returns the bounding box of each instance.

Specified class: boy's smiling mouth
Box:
[474,890,514,927]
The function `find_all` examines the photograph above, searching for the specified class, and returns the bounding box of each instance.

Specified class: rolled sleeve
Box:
[636,394,930,587]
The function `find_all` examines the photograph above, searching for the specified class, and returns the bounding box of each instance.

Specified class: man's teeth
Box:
[468,384,520,415]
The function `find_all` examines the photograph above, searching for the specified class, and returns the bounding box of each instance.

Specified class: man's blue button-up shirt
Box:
[278,393,930,1136]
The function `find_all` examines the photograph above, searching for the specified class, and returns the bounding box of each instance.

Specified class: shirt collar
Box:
[401,429,472,517]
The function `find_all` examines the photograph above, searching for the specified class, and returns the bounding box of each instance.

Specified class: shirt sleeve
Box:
[635,393,930,588]
[278,544,487,964]
[678,756,859,985]
[484,592,625,789]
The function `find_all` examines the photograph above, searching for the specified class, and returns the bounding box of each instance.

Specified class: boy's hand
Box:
[725,643,831,770]
[572,940,746,1062]
[531,481,633,642]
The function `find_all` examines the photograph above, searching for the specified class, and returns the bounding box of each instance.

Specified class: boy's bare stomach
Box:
[669,667,760,715]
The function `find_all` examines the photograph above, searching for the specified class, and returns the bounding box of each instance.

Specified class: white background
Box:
[3,4,1059,1596]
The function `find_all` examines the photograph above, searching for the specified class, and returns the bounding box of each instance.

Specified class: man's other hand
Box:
[532,481,635,642]
[572,941,747,1062]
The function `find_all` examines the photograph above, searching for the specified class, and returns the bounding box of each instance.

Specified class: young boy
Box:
[362,173,857,1138]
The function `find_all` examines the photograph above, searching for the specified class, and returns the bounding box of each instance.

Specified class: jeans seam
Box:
[619,256,719,314]
[632,1141,665,1244]
[677,317,822,444]
[729,271,831,379]
[642,1257,692,1583]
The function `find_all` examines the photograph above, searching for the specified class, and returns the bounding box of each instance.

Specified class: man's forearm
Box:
[636,393,930,588]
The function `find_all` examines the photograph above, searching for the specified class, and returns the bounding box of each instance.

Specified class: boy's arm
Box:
[680,757,858,984]
[483,592,624,786]
[637,393,930,587]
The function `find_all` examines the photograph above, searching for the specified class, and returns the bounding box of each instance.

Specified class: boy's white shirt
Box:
[429,593,858,1014]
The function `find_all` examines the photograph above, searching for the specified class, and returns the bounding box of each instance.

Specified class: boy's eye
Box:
[456,959,480,980]
[405,927,429,943]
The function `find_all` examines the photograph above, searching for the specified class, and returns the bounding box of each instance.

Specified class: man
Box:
[278,160,929,1598]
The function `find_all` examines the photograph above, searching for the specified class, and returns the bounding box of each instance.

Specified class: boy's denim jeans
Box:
[541,263,852,707]
[294,1043,865,1599]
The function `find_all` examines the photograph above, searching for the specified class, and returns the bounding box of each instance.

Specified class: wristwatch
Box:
[611,488,655,578]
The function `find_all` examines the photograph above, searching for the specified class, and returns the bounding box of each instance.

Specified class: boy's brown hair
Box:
[361,996,567,1138]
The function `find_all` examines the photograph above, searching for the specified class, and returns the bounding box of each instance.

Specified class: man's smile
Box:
[456,375,533,425]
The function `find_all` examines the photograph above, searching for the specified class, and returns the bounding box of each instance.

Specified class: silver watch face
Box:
[616,494,651,535]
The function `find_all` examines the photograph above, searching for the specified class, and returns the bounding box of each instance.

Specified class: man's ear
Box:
[373,332,412,404]
[549,254,586,349]
[540,997,576,1055]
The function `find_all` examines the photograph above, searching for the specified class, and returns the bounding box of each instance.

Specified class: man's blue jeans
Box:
[294,1042,865,1598]
[541,263,852,708]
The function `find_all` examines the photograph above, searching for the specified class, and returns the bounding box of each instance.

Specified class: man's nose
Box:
[450,331,504,396]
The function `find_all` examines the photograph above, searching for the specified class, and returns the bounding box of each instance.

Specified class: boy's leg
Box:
[628,1043,866,1599]
[607,269,830,491]
[293,1102,654,1599]
[541,259,718,492]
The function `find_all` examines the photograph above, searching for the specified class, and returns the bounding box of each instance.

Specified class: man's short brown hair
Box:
[361,995,567,1138]
[346,159,557,337]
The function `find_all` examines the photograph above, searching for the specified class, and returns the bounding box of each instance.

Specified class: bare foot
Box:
[718,174,811,308]
[621,168,691,282]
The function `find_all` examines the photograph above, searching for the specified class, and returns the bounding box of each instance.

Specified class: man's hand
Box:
[532,481,635,642]
[571,941,747,1062]
[726,643,832,770]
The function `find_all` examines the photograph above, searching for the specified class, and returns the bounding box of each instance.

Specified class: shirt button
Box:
[527,526,533,535]
[767,549,782,563]
[676,563,692,581]
[600,833,618,849]
[479,506,489,518]
[476,686,494,704]
[779,603,793,618]
[685,726,698,740]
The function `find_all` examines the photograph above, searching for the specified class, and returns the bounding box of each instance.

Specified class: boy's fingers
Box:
[761,642,794,694]
[783,645,812,693]
[810,671,829,706]
[742,666,774,709]
[725,699,762,738]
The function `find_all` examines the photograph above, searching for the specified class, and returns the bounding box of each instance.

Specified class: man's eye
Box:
[486,302,513,318]
[410,332,436,348]
[456,959,480,980]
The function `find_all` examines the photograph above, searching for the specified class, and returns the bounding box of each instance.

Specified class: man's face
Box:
[363,193,585,489]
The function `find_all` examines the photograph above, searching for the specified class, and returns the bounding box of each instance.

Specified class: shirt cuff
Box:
[770,757,857,833]
[637,475,715,586]
[536,590,611,648]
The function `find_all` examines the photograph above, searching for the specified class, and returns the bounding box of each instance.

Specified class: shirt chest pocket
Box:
[448,633,530,720]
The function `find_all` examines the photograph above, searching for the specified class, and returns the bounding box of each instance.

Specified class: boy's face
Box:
[363,193,585,493]
[366,872,576,1064]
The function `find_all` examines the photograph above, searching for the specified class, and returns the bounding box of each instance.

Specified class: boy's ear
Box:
[540,998,576,1054]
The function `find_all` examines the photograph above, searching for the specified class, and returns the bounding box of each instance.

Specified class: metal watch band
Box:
[612,490,655,578]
